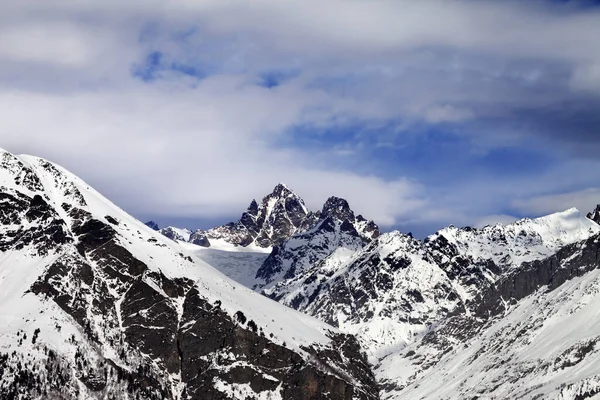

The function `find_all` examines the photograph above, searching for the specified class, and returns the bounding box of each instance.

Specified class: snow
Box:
[201,238,271,253]
[0,149,339,364]
[0,148,357,400]
[381,268,600,399]
[3,145,600,399]
[182,242,269,288]
[432,207,600,270]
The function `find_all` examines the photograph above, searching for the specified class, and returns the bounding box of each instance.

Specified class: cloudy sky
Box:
[1,0,600,237]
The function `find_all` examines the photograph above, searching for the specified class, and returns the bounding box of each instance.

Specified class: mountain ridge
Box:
[0,148,379,399]
[4,147,600,399]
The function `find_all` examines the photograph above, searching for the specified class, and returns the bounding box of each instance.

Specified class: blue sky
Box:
[1,0,600,237]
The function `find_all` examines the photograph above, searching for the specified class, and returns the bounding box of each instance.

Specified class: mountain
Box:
[158,184,380,254]
[0,149,379,399]
[197,183,310,248]
[380,228,600,399]
[250,206,600,397]
[588,203,600,224]
[7,145,600,399]
[256,196,380,290]
[145,220,159,231]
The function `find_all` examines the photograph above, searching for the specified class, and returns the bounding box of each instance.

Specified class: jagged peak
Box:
[246,199,259,215]
[321,196,354,221]
[145,220,159,231]
[271,182,291,196]
[587,204,600,224]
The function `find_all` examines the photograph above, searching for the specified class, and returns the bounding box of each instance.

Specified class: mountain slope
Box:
[257,208,599,367]
[0,149,379,400]
[379,230,600,399]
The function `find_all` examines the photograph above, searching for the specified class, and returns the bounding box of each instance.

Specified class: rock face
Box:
[145,220,159,231]
[256,196,380,290]
[0,149,379,400]
[197,183,310,248]
[588,204,600,224]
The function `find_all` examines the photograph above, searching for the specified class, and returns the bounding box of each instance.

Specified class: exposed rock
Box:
[145,220,159,231]
[588,204,600,224]
[200,183,309,248]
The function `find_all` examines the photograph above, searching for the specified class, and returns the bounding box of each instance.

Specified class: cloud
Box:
[0,0,599,235]
[425,105,474,123]
[513,188,600,217]
[570,63,600,94]
[0,77,424,227]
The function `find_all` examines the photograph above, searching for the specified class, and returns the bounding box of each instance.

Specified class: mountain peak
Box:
[145,220,159,231]
[588,204,600,224]
[246,199,259,215]
[271,182,294,198]
[321,196,354,221]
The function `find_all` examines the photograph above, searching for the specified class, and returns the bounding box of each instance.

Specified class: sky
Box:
[1,0,600,237]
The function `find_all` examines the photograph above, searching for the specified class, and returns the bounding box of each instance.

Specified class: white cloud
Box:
[570,63,600,94]
[0,77,424,226]
[425,105,473,123]
[513,188,600,217]
[0,0,599,233]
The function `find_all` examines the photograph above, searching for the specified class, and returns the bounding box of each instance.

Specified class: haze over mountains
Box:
[3,148,600,399]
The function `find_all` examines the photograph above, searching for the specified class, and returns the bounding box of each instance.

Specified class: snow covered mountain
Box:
[0,149,379,399]
[251,205,600,398]
[156,184,379,257]
[257,196,380,290]
[5,145,600,400]
[198,183,310,248]
[379,229,600,399]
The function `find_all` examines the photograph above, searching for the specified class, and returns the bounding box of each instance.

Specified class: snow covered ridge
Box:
[0,148,379,399]
[429,207,600,271]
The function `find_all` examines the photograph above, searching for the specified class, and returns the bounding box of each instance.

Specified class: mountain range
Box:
[2,147,600,399]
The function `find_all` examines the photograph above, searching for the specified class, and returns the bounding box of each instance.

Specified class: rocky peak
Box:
[145,220,159,231]
[588,204,600,224]
[321,196,355,222]
[246,199,259,216]
[271,182,293,198]
[255,196,380,289]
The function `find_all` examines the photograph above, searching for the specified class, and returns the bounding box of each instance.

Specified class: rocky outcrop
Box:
[145,220,159,231]
[160,226,190,242]
[588,204,600,225]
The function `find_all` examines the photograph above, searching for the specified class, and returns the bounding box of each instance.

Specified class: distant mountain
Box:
[145,220,159,231]
[0,148,379,399]
[201,183,309,248]
[256,196,380,289]
[157,183,380,254]
[588,203,600,224]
